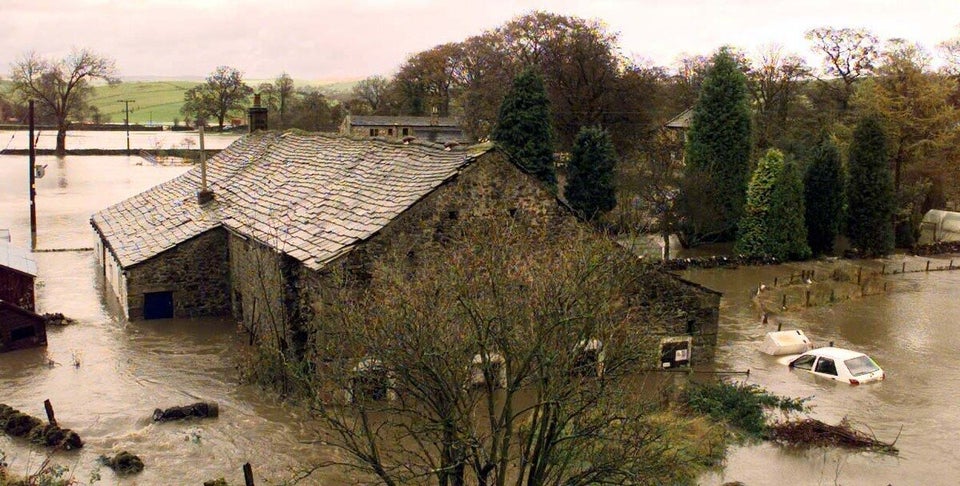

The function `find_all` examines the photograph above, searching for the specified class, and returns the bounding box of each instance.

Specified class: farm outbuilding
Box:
[0,300,46,353]
[0,240,37,312]
[919,209,960,245]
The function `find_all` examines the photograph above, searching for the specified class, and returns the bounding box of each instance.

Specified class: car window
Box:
[815,357,838,376]
[845,355,880,376]
[791,354,816,370]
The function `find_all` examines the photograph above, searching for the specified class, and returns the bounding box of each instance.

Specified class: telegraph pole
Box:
[28,100,37,250]
[117,99,135,155]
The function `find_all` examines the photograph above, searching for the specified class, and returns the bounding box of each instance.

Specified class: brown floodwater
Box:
[1,153,959,485]
[684,260,960,485]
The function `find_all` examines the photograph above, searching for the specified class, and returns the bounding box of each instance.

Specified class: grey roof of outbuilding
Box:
[665,108,693,129]
[91,132,491,270]
[349,115,461,128]
[0,241,37,277]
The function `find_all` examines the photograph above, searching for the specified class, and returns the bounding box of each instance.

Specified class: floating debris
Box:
[42,313,77,326]
[153,401,219,422]
[768,418,899,454]
[99,451,145,475]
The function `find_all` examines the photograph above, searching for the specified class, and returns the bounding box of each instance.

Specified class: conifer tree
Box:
[492,68,556,187]
[680,47,752,242]
[804,137,845,255]
[846,115,895,256]
[564,127,617,221]
[736,149,811,260]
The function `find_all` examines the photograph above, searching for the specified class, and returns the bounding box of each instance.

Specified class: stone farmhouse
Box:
[91,132,719,365]
[340,113,465,144]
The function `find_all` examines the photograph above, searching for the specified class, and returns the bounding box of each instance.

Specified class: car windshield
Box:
[844,355,880,376]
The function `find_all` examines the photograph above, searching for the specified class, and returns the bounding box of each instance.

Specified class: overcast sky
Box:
[2,0,959,82]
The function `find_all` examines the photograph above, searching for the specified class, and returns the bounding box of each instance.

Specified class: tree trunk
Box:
[661,230,671,261]
[56,122,68,156]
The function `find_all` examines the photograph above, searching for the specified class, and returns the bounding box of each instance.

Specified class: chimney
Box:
[197,124,215,205]
[248,93,268,133]
[430,106,439,126]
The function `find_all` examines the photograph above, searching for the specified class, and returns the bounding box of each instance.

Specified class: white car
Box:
[788,347,885,385]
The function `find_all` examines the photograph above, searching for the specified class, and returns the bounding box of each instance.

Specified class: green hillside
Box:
[88,81,199,124]
[3,78,358,125]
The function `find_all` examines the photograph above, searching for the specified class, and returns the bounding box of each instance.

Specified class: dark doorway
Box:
[143,291,174,320]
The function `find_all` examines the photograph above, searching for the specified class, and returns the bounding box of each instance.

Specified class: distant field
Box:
[88,81,199,125]
[3,78,359,125]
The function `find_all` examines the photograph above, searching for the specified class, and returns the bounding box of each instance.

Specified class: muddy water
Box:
[0,155,340,485]
[684,260,960,485]
[0,129,240,151]
[2,154,960,484]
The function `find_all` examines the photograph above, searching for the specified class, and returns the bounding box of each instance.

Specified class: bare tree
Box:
[294,216,719,485]
[9,48,118,155]
[806,27,879,111]
[748,45,812,149]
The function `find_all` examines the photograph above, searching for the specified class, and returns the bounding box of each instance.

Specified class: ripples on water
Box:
[0,155,339,484]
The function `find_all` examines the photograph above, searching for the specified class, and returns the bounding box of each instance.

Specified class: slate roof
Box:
[665,108,693,129]
[91,132,491,270]
[349,115,461,128]
[0,241,37,277]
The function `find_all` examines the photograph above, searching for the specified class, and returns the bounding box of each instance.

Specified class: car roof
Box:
[802,347,869,361]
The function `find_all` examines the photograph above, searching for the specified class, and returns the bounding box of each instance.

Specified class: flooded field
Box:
[1,153,959,484]
[0,129,240,152]
[0,155,339,484]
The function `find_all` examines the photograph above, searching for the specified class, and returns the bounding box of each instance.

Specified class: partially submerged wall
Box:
[125,229,230,320]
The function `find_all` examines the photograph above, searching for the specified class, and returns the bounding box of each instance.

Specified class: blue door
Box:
[143,291,173,320]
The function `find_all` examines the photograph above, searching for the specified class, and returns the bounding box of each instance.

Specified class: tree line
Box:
[4,12,959,254]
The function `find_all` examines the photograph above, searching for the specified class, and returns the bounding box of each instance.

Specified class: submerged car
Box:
[788,347,885,385]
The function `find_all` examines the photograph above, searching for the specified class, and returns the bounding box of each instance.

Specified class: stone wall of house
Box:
[227,232,290,349]
[299,151,721,367]
[125,228,230,320]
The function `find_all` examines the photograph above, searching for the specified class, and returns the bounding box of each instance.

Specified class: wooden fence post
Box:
[43,399,57,426]
[857,267,862,284]
[243,463,255,486]
[781,294,787,308]
[805,290,810,307]
[902,262,906,273]
[927,260,930,272]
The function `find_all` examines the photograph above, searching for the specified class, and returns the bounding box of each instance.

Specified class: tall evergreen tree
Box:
[492,68,556,187]
[804,137,845,255]
[846,115,895,256]
[564,127,617,221]
[680,47,752,242]
[736,149,811,260]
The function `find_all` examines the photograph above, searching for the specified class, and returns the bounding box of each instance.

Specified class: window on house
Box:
[388,128,394,136]
[402,128,409,136]
[369,128,379,136]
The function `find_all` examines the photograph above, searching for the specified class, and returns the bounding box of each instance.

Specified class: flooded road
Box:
[2,153,959,484]
[0,155,339,484]
[686,260,960,485]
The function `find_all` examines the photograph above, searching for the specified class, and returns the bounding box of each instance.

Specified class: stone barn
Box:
[341,114,465,144]
[91,131,719,364]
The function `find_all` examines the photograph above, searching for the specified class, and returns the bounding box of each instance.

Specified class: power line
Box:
[117,99,135,154]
